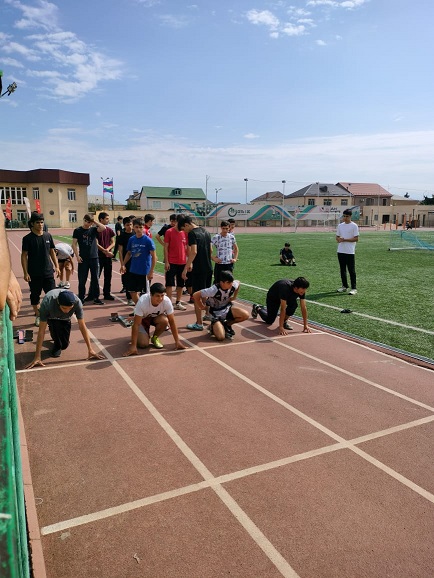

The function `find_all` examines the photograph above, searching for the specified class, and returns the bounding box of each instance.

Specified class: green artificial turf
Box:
[54,230,434,361]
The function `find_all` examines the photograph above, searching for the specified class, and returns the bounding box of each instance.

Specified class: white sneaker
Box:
[127,299,135,306]
[337,287,347,293]
[64,282,70,289]
[203,314,212,321]
[35,316,40,327]
[57,281,65,288]
[174,302,187,311]
[348,289,358,295]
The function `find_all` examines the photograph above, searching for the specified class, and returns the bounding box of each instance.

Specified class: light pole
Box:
[215,187,221,232]
[280,180,286,231]
[244,178,248,205]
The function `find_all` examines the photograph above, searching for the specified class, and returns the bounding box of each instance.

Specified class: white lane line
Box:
[242,325,434,412]
[238,281,434,335]
[73,330,301,578]
[41,411,434,537]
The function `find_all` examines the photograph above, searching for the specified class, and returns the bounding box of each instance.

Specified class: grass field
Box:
[54,229,434,361]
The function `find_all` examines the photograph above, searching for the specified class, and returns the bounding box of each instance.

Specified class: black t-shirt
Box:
[22,231,55,277]
[73,226,98,259]
[267,279,304,307]
[188,227,212,274]
[157,223,173,237]
[117,230,134,269]
[115,222,123,236]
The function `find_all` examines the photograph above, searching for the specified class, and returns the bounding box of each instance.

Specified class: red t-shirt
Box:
[164,227,187,265]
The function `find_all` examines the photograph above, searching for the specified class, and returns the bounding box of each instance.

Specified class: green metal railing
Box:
[0,306,30,577]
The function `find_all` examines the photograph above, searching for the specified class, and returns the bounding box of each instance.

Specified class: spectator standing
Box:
[228,218,236,233]
[121,218,156,305]
[336,209,359,295]
[211,220,238,283]
[21,212,60,326]
[164,221,188,310]
[144,213,155,238]
[112,216,123,260]
[1,211,22,321]
[117,217,135,305]
[55,242,74,288]
[96,212,116,300]
[72,214,106,305]
[179,215,212,331]
[156,214,177,247]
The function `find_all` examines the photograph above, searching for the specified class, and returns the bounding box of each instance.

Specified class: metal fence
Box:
[0,307,30,577]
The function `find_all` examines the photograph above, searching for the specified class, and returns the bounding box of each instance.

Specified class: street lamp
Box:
[244,178,248,205]
[215,187,222,232]
[280,180,286,231]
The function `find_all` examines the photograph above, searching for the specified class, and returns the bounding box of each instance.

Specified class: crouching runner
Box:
[123,282,186,355]
[26,289,104,367]
[193,270,249,341]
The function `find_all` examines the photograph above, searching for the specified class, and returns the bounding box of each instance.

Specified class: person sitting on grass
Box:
[251,277,311,336]
[123,282,186,354]
[279,242,296,266]
[25,289,104,367]
[192,270,249,340]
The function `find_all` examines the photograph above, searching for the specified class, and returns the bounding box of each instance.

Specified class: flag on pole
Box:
[5,197,12,220]
[103,179,114,196]
[35,199,41,213]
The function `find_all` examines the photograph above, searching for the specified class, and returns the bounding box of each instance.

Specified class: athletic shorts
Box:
[128,272,148,293]
[165,263,185,288]
[29,276,56,305]
[191,271,212,294]
[210,306,234,322]
[140,316,167,335]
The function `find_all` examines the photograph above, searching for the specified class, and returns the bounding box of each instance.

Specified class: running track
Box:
[7,229,434,578]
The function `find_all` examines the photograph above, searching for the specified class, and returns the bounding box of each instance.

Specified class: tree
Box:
[420,195,434,206]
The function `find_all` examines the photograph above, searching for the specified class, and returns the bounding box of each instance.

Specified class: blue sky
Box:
[1,0,433,203]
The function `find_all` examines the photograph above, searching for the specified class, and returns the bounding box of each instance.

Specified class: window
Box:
[323,199,332,206]
[33,188,40,200]
[152,200,161,209]
[341,199,348,206]
[67,189,76,201]
[68,210,77,222]
[382,198,387,206]
[17,210,28,222]
[172,188,182,196]
[307,198,315,206]
[0,186,26,204]
[366,198,375,206]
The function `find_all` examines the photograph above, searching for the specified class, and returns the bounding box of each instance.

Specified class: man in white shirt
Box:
[123,282,186,353]
[336,209,359,295]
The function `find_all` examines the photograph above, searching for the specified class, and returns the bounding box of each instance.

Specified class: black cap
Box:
[58,290,76,306]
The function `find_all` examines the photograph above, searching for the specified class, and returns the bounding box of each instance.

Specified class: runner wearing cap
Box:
[25,288,104,367]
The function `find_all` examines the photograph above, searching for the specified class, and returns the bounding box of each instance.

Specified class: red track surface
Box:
[7,229,434,578]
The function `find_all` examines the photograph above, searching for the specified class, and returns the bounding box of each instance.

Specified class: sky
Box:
[1,0,433,204]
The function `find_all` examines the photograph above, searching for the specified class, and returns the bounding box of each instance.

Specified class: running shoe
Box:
[187,323,204,331]
[64,282,71,289]
[127,299,135,306]
[251,304,259,319]
[174,302,187,311]
[203,314,212,321]
[51,347,62,358]
[34,316,40,327]
[337,287,347,293]
[57,281,65,288]
[283,321,293,330]
[348,289,358,295]
[150,335,164,349]
[224,324,235,339]
[93,299,105,305]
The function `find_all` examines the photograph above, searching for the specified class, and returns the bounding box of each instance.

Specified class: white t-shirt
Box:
[336,222,359,255]
[211,233,236,264]
[200,280,239,318]
[134,293,174,318]
[55,242,73,260]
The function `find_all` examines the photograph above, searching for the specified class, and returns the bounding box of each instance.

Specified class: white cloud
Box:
[306,0,368,8]
[5,0,59,31]
[246,9,280,30]
[316,39,327,45]
[1,56,25,68]
[244,133,260,139]
[281,23,306,36]
[3,4,124,102]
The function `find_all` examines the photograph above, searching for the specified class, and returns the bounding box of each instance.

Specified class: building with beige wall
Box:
[0,168,89,227]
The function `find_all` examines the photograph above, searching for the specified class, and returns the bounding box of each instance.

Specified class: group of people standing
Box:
[18,208,359,367]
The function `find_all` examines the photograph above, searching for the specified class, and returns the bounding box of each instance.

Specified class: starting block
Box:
[110,313,133,328]
[15,329,33,344]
